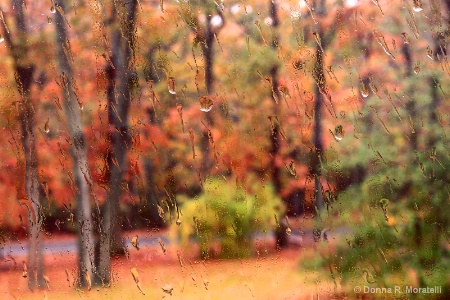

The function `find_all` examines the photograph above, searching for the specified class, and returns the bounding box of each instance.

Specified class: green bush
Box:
[171,177,284,259]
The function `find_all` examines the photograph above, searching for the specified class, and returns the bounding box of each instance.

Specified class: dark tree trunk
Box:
[199,15,215,178]
[312,39,325,214]
[1,0,44,290]
[401,43,418,150]
[54,0,95,288]
[143,158,164,227]
[203,17,215,95]
[98,0,138,284]
[267,0,287,249]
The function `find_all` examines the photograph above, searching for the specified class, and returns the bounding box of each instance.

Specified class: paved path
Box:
[0,227,350,260]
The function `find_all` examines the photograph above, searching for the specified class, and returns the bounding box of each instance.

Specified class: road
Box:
[0,227,350,260]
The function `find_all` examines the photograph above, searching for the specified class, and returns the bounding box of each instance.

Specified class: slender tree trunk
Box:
[54,0,95,287]
[20,81,44,290]
[143,109,163,227]
[203,18,214,95]
[143,157,164,227]
[267,0,287,249]
[199,15,215,177]
[1,0,44,290]
[98,0,137,284]
[402,35,428,288]
[313,39,325,215]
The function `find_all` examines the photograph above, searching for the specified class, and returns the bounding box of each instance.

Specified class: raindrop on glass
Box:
[334,125,345,141]
[427,46,433,60]
[412,0,423,12]
[131,268,145,295]
[131,235,140,250]
[401,32,410,44]
[50,6,56,13]
[199,96,213,112]
[414,62,420,74]
[278,85,290,98]
[22,261,27,278]
[168,77,176,94]
[43,275,50,290]
[162,283,174,295]
[287,160,297,177]
[158,238,166,254]
[44,117,50,133]
[360,81,369,98]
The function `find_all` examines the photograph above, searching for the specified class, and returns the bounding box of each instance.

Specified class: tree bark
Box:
[199,14,216,178]
[54,0,95,287]
[98,0,137,284]
[143,157,164,227]
[313,38,325,215]
[267,0,288,249]
[1,0,44,290]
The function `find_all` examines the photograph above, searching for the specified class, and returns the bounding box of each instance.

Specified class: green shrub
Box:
[171,177,284,259]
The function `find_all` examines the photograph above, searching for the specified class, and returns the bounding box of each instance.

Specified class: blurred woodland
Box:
[0,0,448,296]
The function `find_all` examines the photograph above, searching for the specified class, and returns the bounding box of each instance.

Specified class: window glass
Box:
[0,0,448,299]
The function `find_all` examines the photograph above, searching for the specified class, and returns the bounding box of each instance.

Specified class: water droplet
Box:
[401,32,410,44]
[334,125,345,141]
[369,79,378,95]
[360,82,369,98]
[43,275,50,290]
[287,160,297,177]
[176,218,182,226]
[374,31,395,60]
[278,85,290,98]
[427,46,433,60]
[47,17,53,24]
[414,62,420,74]
[44,117,50,133]
[199,96,213,112]
[412,0,423,12]
[22,261,27,278]
[131,235,140,250]
[177,251,183,267]
[85,271,92,290]
[158,238,166,255]
[131,268,145,295]
[292,60,304,71]
[162,283,174,295]
[167,77,176,94]
[286,227,292,235]
[0,35,4,43]
[50,6,56,13]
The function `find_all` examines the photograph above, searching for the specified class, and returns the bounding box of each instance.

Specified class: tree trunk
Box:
[267,0,287,249]
[0,0,44,290]
[143,158,164,227]
[54,0,95,287]
[20,79,44,290]
[199,15,215,178]
[313,39,325,215]
[98,0,137,284]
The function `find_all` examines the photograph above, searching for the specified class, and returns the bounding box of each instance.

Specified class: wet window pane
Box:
[0,0,448,299]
